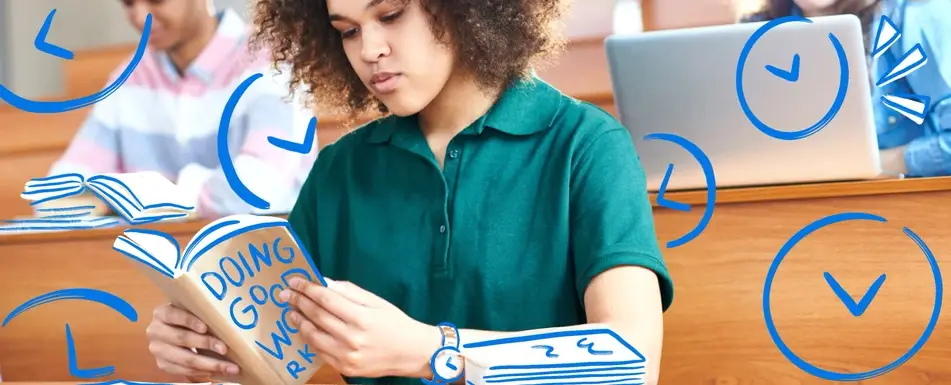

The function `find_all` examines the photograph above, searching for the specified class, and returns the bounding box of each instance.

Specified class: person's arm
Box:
[891,1,951,177]
[176,67,318,217]
[422,126,669,382]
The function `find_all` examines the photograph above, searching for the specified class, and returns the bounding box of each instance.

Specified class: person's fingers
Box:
[146,320,228,355]
[284,289,350,339]
[153,304,208,334]
[297,319,343,368]
[155,358,213,378]
[287,279,364,326]
[149,341,240,375]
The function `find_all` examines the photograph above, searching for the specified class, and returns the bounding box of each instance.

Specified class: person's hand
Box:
[281,278,441,379]
[145,303,242,380]
[880,145,909,176]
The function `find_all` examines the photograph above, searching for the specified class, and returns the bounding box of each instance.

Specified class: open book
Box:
[20,171,194,225]
[112,214,327,385]
[461,324,647,385]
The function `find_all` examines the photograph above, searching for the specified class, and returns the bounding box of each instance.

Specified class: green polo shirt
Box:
[287,75,673,384]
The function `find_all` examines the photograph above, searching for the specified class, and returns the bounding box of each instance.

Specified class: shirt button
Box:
[888,116,897,125]
[448,149,460,159]
[439,225,447,234]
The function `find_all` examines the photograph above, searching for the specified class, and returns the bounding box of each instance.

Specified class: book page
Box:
[89,172,195,215]
[19,173,86,205]
[122,229,184,273]
[180,215,287,271]
[462,324,647,372]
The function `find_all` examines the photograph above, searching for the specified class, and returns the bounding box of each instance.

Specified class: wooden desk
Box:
[651,176,951,384]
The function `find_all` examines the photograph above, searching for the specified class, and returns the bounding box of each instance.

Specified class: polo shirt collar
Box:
[366,73,563,144]
[156,8,246,86]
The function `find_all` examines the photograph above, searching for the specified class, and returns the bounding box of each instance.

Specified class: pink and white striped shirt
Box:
[48,8,317,218]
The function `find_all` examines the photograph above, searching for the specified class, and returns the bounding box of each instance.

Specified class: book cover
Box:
[112,214,327,385]
[19,171,195,225]
[460,324,647,385]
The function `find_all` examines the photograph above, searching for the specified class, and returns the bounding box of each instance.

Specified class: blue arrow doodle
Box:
[0,13,152,114]
[643,133,717,248]
[765,53,800,82]
[823,272,887,317]
[2,288,139,379]
[268,116,318,154]
[218,73,271,211]
[655,163,691,212]
[34,9,74,60]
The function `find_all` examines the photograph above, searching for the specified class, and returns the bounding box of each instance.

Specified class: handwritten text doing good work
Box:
[200,236,317,379]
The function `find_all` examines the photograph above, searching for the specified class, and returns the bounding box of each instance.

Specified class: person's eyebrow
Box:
[329,0,386,22]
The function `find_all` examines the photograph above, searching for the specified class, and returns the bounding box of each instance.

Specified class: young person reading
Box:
[142,0,674,384]
[48,0,317,218]
[742,0,951,177]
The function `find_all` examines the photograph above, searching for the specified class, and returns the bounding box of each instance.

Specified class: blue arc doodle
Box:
[763,212,942,381]
[218,72,271,211]
[643,133,716,248]
[3,288,139,379]
[0,14,152,114]
[736,16,850,141]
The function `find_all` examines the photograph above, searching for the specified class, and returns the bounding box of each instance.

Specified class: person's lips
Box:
[370,72,401,93]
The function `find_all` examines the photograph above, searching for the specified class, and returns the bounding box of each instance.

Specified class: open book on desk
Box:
[112,214,327,385]
[20,171,195,225]
[461,323,647,385]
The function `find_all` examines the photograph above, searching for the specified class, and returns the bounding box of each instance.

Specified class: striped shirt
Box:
[48,8,317,218]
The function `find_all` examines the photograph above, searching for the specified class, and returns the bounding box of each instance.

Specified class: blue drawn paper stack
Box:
[461,324,647,385]
[3,171,196,232]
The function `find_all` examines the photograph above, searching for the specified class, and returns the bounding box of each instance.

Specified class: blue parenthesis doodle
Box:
[0,14,151,114]
[763,212,942,381]
[643,133,716,248]
[736,16,849,140]
[218,73,270,210]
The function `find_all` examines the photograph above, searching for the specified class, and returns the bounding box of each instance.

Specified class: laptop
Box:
[605,14,884,192]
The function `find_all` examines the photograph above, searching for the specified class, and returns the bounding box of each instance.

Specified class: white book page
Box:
[462,324,645,370]
[122,230,182,272]
[90,172,194,214]
[180,214,287,271]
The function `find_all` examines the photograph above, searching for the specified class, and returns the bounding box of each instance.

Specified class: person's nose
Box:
[360,27,391,63]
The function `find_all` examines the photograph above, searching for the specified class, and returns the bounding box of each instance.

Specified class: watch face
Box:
[430,345,464,382]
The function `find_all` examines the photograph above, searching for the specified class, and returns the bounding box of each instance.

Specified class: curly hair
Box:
[249,0,568,119]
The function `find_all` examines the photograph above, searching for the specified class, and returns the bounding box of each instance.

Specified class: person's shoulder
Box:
[308,115,397,167]
[549,94,632,148]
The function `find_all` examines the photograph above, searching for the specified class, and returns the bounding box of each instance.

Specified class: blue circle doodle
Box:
[0,14,152,114]
[643,133,717,248]
[736,16,850,140]
[217,72,271,211]
[762,211,942,381]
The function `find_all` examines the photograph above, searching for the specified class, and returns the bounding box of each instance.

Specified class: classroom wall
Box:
[0,0,744,100]
[0,0,250,100]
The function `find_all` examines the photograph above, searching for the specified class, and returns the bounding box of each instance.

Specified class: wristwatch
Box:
[422,322,464,384]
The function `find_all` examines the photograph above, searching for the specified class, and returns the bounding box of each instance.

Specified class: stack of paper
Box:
[461,324,647,385]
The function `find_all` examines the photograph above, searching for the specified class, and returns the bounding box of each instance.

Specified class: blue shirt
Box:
[745,0,951,177]
[871,0,951,177]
